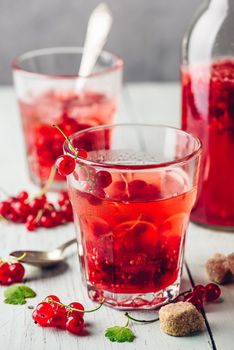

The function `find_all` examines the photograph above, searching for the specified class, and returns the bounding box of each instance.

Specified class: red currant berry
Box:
[68,302,84,318]
[25,215,37,232]
[92,188,106,200]
[11,201,30,217]
[45,202,55,211]
[7,210,21,223]
[56,155,76,176]
[129,180,147,193]
[48,299,66,314]
[26,222,37,231]
[78,149,88,159]
[95,171,112,188]
[9,262,25,283]
[60,203,73,222]
[193,285,206,300]
[0,201,11,216]
[33,302,54,326]
[50,210,63,225]
[84,192,102,206]
[49,309,67,329]
[17,191,29,202]
[29,198,44,213]
[113,180,127,191]
[5,197,15,205]
[59,117,79,136]
[38,195,47,205]
[0,262,11,285]
[66,316,84,335]
[57,192,69,206]
[40,215,53,228]
[45,295,60,303]
[186,294,203,311]
[205,283,221,302]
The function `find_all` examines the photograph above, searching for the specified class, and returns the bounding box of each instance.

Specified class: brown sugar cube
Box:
[159,301,204,337]
[227,253,234,275]
[205,253,232,284]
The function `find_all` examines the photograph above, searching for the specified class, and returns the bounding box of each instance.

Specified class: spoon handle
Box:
[75,3,113,91]
[57,238,77,253]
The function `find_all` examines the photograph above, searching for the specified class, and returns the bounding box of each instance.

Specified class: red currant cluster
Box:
[77,167,112,193]
[53,125,114,200]
[0,191,73,232]
[53,123,88,177]
[71,168,113,208]
[0,260,25,285]
[33,295,88,335]
[35,117,91,172]
[174,283,221,311]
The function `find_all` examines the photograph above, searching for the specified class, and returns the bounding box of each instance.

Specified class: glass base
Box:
[192,220,234,232]
[87,277,181,310]
[29,172,67,192]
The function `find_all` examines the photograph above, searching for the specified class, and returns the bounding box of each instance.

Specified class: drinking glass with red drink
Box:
[12,47,123,190]
[64,124,201,309]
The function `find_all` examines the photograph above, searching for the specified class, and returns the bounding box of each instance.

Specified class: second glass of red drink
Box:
[12,47,123,190]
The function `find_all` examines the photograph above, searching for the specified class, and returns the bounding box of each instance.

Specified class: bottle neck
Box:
[209,0,233,11]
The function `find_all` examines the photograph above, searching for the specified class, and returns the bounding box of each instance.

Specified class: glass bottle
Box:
[181,0,234,229]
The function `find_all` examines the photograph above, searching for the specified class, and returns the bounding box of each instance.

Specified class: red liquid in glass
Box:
[69,170,196,299]
[182,59,234,227]
[19,91,116,184]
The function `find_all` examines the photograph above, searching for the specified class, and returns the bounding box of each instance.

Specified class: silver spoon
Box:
[10,238,77,268]
[75,2,113,91]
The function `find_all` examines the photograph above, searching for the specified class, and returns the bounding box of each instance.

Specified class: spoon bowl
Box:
[10,238,77,268]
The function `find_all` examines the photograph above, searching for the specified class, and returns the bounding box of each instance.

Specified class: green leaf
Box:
[4,285,20,299]
[105,326,135,343]
[4,294,26,305]
[18,285,36,298]
[4,285,36,305]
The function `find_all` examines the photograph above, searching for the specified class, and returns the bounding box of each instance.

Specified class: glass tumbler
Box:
[12,47,123,190]
[65,124,201,309]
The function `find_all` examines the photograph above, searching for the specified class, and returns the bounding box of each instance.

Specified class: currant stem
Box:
[0,215,8,223]
[15,252,26,262]
[84,167,95,186]
[170,288,192,302]
[45,203,55,211]
[0,252,26,264]
[34,208,45,224]
[46,297,105,313]
[52,124,78,157]
[26,165,57,204]
[36,165,57,198]
[124,316,130,328]
[125,312,159,324]
[124,289,193,324]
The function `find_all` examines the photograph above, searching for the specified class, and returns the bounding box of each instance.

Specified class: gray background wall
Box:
[0,0,202,84]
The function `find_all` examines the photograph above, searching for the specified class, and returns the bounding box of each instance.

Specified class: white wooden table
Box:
[1,84,234,350]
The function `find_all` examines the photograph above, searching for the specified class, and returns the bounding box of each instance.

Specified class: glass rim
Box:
[12,46,123,79]
[64,123,202,170]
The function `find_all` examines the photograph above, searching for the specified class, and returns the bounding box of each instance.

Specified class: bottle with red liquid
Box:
[182,0,234,229]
